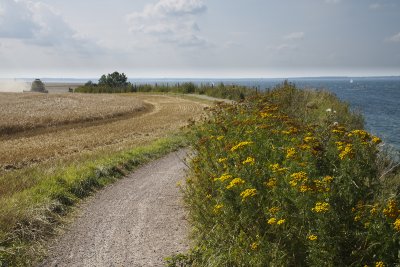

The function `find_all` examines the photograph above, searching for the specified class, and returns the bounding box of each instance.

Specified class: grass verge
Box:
[0,133,188,267]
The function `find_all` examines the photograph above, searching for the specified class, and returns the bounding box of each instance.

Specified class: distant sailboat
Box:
[350,79,354,83]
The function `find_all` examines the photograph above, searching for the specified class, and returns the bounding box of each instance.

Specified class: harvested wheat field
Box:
[0,93,207,171]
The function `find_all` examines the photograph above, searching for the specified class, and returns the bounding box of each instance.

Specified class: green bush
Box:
[181,84,400,266]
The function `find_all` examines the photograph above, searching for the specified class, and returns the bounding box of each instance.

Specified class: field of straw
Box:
[0,93,207,172]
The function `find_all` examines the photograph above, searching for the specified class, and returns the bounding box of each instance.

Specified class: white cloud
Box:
[0,0,39,38]
[0,0,101,54]
[126,0,208,48]
[283,31,305,41]
[385,32,400,43]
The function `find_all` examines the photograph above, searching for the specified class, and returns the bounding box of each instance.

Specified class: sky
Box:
[0,0,400,78]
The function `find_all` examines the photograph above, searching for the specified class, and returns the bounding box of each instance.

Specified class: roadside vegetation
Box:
[171,82,400,266]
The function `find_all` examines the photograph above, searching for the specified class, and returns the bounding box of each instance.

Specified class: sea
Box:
[22,76,400,152]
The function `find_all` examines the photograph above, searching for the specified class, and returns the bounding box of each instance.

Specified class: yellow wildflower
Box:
[264,178,277,188]
[322,175,333,183]
[299,144,311,150]
[277,219,286,225]
[289,180,298,187]
[354,215,361,222]
[242,156,255,165]
[217,157,227,163]
[370,206,378,215]
[383,199,399,219]
[268,207,280,214]
[230,141,253,152]
[260,112,272,118]
[290,172,308,184]
[268,218,277,225]
[375,261,385,267]
[240,188,257,201]
[332,129,345,134]
[307,234,318,241]
[216,135,224,141]
[250,242,259,250]
[213,204,223,213]
[214,173,232,182]
[372,136,382,144]
[299,184,310,192]
[286,147,296,159]
[312,202,330,213]
[226,178,245,189]
[269,163,288,173]
[206,194,212,199]
[393,218,400,231]
[339,144,353,160]
[303,136,316,143]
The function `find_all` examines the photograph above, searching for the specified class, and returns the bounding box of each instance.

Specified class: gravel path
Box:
[40,149,190,267]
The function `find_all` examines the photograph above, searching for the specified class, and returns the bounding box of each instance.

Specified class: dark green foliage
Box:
[75,79,257,101]
[99,72,128,88]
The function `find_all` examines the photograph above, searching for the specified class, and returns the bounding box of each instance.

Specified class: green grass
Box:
[0,133,187,266]
[178,83,400,266]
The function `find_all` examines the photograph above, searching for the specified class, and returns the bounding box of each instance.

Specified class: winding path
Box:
[40,149,190,267]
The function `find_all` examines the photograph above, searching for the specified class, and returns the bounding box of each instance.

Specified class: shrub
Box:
[182,84,400,266]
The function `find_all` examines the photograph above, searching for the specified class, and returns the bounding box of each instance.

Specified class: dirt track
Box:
[40,149,190,267]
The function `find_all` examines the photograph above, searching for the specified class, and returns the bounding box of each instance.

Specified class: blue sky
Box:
[0,0,399,78]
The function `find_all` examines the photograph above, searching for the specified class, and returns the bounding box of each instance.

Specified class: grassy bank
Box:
[0,133,187,266]
[176,83,400,266]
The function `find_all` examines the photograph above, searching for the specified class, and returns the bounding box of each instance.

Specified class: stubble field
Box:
[0,93,206,172]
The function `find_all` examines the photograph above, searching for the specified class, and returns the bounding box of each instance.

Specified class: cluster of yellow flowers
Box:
[338,143,353,160]
[264,178,277,188]
[214,173,232,182]
[260,112,273,118]
[307,234,318,241]
[217,157,227,163]
[213,204,224,213]
[383,199,399,219]
[242,156,255,165]
[349,129,370,140]
[393,219,400,232]
[286,147,296,159]
[230,141,253,152]
[312,202,330,213]
[267,217,285,225]
[270,163,288,173]
[250,242,259,250]
[240,188,257,201]
[289,171,308,187]
[226,178,245,189]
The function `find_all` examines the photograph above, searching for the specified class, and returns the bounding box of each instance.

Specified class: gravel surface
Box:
[39,149,190,267]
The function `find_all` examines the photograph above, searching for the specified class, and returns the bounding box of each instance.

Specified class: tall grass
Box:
[0,134,187,266]
[178,83,400,266]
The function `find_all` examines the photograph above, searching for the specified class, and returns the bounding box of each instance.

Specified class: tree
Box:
[98,71,129,87]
